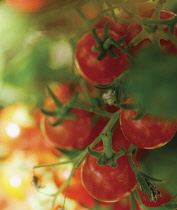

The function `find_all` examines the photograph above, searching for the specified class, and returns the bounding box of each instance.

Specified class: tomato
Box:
[41,106,92,149]
[75,29,128,84]
[119,108,177,149]
[5,0,48,13]
[44,82,74,107]
[81,146,137,202]
[138,188,172,208]
[95,15,128,36]
[53,163,94,208]
[126,10,177,54]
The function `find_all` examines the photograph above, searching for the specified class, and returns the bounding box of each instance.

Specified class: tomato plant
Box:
[126,9,177,54]
[75,28,128,84]
[119,108,177,149]
[5,0,48,13]
[81,146,138,202]
[53,163,94,208]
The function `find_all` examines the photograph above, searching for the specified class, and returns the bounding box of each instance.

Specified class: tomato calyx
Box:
[41,87,79,126]
[124,1,177,51]
[96,70,129,106]
[91,23,128,61]
[88,144,125,168]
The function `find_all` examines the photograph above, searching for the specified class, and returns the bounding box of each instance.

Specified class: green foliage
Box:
[124,46,177,119]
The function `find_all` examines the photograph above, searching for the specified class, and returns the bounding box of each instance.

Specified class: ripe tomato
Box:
[75,29,128,84]
[95,15,128,36]
[41,106,92,149]
[119,108,177,149]
[138,188,172,208]
[44,82,74,107]
[81,146,137,202]
[5,0,48,13]
[126,10,177,54]
[53,163,94,208]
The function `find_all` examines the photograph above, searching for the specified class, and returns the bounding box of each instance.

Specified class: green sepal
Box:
[40,108,59,116]
[47,86,63,108]
[56,148,84,160]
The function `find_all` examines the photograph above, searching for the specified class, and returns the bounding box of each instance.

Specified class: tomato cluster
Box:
[2,1,175,209]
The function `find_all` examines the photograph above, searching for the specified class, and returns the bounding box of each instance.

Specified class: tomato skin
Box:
[81,146,137,202]
[95,15,128,36]
[5,0,47,13]
[75,29,128,84]
[119,109,177,149]
[126,10,177,54]
[41,107,92,149]
[139,188,172,208]
[53,165,94,208]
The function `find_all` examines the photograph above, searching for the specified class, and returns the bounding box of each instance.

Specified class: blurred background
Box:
[0,0,177,209]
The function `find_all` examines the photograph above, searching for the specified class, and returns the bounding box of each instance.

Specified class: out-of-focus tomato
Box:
[53,162,94,208]
[95,15,128,36]
[41,106,92,149]
[0,152,34,199]
[5,0,48,13]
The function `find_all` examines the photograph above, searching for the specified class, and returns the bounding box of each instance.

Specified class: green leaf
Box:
[125,46,177,119]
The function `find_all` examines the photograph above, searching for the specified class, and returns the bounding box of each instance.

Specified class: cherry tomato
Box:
[41,106,92,149]
[139,188,172,208]
[119,109,177,149]
[53,163,94,208]
[81,146,138,202]
[95,15,128,36]
[44,82,74,107]
[126,10,177,54]
[5,0,48,13]
[75,29,128,84]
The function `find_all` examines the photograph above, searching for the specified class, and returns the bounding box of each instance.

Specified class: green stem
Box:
[33,160,72,170]
[70,102,113,118]
[130,193,136,210]
[52,165,76,208]
[80,78,97,107]
[75,110,120,168]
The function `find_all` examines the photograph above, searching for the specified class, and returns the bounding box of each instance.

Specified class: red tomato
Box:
[81,146,138,202]
[75,29,128,84]
[41,106,92,149]
[119,109,177,149]
[95,15,128,36]
[53,165,94,208]
[112,197,141,210]
[112,123,132,149]
[126,10,177,54]
[139,188,172,208]
[44,82,74,107]
[5,0,48,13]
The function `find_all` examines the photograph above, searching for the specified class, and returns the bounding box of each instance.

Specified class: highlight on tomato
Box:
[119,108,177,149]
[75,28,128,84]
[4,0,48,13]
[126,9,177,54]
[81,146,138,202]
